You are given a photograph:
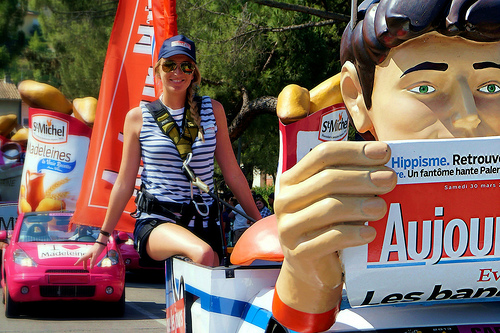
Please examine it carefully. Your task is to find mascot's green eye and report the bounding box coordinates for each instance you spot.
[409,85,436,94]
[478,83,500,94]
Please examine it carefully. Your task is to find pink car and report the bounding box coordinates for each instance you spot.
[0,211,125,318]
[115,232,141,271]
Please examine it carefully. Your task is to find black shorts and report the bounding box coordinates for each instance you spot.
[133,218,168,268]
[133,204,223,267]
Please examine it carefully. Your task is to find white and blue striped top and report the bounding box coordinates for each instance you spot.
[138,95,217,225]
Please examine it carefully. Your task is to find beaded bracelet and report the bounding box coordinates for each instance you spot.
[95,240,107,246]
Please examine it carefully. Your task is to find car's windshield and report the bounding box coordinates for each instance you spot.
[18,213,99,243]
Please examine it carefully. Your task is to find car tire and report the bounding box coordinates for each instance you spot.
[2,277,5,305]
[5,284,20,318]
[2,267,6,305]
[110,289,125,317]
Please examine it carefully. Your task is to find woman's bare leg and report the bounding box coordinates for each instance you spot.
[146,223,219,266]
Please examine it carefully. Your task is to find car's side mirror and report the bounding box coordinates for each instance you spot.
[0,230,7,242]
[117,231,130,243]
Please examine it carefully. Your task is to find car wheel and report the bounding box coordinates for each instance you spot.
[5,284,20,318]
[2,268,6,305]
[110,290,125,317]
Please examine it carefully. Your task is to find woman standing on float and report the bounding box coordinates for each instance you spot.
[77,35,261,268]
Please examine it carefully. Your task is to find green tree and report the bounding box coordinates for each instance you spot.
[0,0,28,73]
[12,31,60,87]
[6,0,350,186]
[30,0,118,98]
[176,0,349,184]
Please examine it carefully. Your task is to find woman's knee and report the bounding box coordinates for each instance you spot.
[146,223,217,265]
[190,242,215,266]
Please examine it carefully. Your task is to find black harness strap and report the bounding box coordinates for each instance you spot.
[145,98,201,161]
[132,184,202,227]
[132,98,205,223]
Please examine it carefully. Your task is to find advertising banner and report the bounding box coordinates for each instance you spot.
[37,244,93,260]
[342,136,500,307]
[166,258,186,333]
[0,203,18,230]
[18,108,92,213]
[73,0,171,231]
[167,257,281,332]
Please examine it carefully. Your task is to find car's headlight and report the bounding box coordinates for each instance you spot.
[124,238,134,246]
[13,248,38,267]
[97,249,120,267]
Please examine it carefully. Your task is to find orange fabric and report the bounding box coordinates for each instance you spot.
[230,214,284,265]
[272,288,339,333]
[73,0,175,232]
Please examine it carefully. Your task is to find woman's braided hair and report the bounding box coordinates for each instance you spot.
[186,67,204,142]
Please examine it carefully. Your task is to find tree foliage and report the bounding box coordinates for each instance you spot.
[176,0,349,182]
[0,0,28,72]
[5,0,350,185]
[28,0,118,98]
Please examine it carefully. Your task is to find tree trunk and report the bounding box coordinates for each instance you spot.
[228,95,277,142]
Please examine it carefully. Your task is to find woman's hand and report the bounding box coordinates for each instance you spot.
[74,242,107,270]
[274,141,397,314]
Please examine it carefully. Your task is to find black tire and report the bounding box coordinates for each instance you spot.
[109,290,125,317]
[2,275,5,305]
[5,284,20,318]
[1,267,4,305]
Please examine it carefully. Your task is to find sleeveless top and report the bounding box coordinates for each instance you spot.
[138,95,218,226]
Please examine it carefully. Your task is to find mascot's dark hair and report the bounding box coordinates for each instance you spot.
[341,0,500,109]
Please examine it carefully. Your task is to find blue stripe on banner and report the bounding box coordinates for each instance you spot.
[368,256,500,269]
[183,282,275,330]
[436,257,500,264]
[367,261,426,268]
[242,303,274,330]
[185,283,247,316]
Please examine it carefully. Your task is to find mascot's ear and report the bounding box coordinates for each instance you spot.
[341,61,373,135]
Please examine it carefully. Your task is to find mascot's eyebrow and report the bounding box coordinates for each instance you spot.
[400,62,448,78]
[473,62,500,70]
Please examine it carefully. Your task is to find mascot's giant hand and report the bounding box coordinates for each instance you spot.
[273,140,396,332]
[272,75,397,332]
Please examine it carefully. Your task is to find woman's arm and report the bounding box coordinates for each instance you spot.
[212,99,261,222]
[76,107,143,269]
[100,107,142,232]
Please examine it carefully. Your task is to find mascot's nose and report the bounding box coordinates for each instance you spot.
[451,78,481,134]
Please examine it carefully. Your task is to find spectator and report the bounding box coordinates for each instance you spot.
[255,195,272,218]
[229,201,249,244]
[222,196,236,246]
